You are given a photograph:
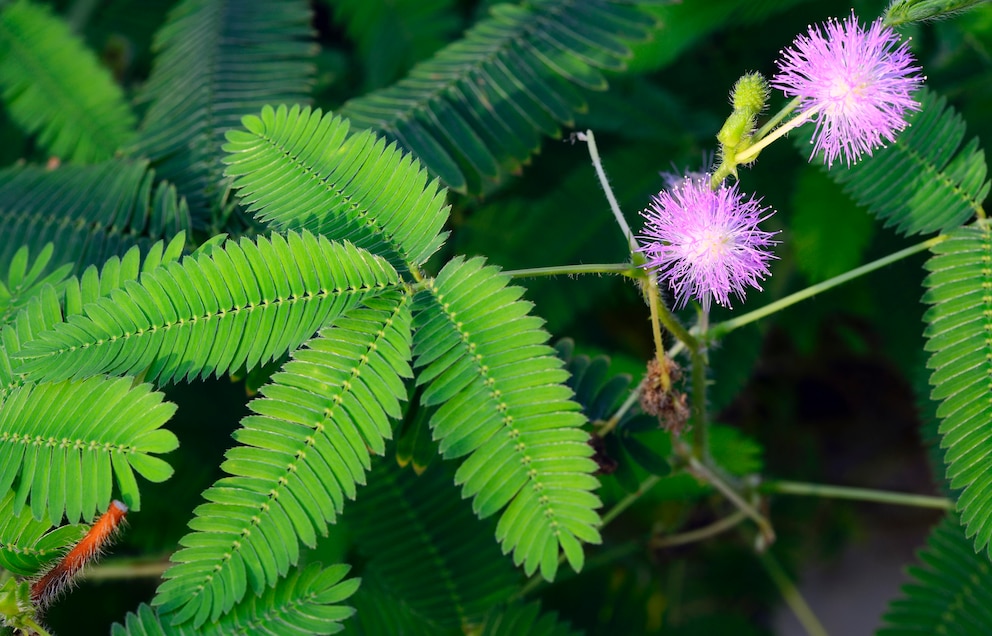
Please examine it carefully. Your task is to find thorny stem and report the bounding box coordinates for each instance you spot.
[576,130,638,253]
[759,551,830,636]
[762,480,953,510]
[650,510,748,548]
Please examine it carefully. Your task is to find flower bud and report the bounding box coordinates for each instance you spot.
[732,72,769,117]
[717,110,754,148]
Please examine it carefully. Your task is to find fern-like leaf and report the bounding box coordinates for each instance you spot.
[115,563,358,635]
[129,0,315,225]
[0,245,73,328]
[346,460,519,628]
[222,105,450,271]
[922,225,992,554]
[341,576,440,635]
[0,159,191,278]
[14,231,399,385]
[339,0,657,192]
[0,489,86,576]
[0,0,136,163]
[412,256,601,581]
[879,515,992,635]
[328,0,460,89]
[0,235,187,393]
[153,293,413,626]
[477,601,582,636]
[803,88,989,235]
[0,376,177,525]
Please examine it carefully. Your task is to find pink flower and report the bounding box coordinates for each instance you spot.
[772,13,923,167]
[638,178,778,311]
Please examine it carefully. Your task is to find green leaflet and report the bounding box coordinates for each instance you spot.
[0,0,136,163]
[800,87,989,236]
[412,256,602,581]
[879,515,992,635]
[153,292,413,627]
[0,489,87,576]
[339,0,657,192]
[346,460,519,628]
[327,0,460,90]
[222,104,450,271]
[922,226,992,554]
[477,601,582,636]
[0,235,187,393]
[0,376,178,525]
[128,0,315,225]
[0,245,73,328]
[0,159,191,279]
[13,231,399,385]
[115,563,358,635]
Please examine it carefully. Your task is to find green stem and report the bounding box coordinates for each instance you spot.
[762,480,953,510]
[753,97,802,143]
[597,382,641,437]
[601,475,663,528]
[735,105,820,164]
[651,510,748,548]
[709,234,945,339]
[688,456,775,544]
[759,551,829,636]
[577,130,638,252]
[691,307,709,457]
[503,263,636,279]
[83,557,171,580]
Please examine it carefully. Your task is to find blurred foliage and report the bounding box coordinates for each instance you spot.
[0,0,989,634]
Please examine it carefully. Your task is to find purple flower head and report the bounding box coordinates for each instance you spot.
[772,13,923,167]
[638,177,778,311]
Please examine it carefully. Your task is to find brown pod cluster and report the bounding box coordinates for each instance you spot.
[639,356,690,435]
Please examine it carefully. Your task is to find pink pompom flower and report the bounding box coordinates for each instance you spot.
[638,178,778,311]
[772,13,924,167]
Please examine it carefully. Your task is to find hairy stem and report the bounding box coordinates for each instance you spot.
[762,480,953,510]
[576,130,638,252]
[709,234,946,339]
[504,262,636,279]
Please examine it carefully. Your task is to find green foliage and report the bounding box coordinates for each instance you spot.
[128,0,316,225]
[153,294,412,626]
[114,563,358,635]
[412,257,602,580]
[477,601,582,636]
[0,490,86,577]
[886,0,992,26]
[14,231,399,385]
[0,0,136,163]
[346,460,520,629]
[880,515,992,635]
[0,0,989,633]
[339,0,657,192]
[803,88,990,235]
[222,104,450,272]
[0,376,177,524]
[922,226,992,555]
[0,159,190,278]
[0,245,73,328]
[789,166,875,284]
[327,0,461,89]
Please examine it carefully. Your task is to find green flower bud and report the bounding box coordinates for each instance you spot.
[717,110,755,148]
[731,72,769,117]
